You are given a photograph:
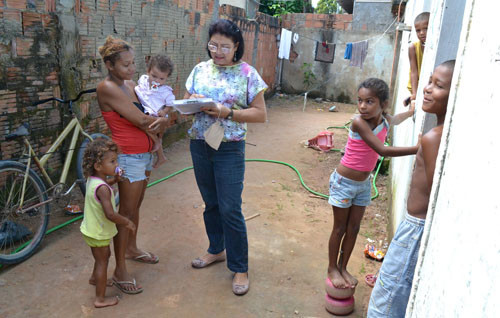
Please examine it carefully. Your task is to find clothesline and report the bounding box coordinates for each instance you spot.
[284,16,397,47]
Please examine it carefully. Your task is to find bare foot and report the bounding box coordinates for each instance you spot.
[328,267,347,288]
[341,269,358,288]
[89,278,113,287]
[94,296,119,308]
[153,151,167,169]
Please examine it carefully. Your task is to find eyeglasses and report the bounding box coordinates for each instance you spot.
[207,42,232,54]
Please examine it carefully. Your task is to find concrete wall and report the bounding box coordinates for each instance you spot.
[407,0,500,315]
[352,0,393,32]
[0,1,279,167]
[279,12,395,103]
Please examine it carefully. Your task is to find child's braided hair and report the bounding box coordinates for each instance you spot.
[82,138,119,177]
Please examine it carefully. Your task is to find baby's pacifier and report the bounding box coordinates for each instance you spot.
[115,166,124,176]
[151,81,160,91]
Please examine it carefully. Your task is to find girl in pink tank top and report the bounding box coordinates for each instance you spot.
[327,78,419,289]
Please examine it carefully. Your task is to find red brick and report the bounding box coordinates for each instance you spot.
[15,37,33,56]
[6,0,26,9]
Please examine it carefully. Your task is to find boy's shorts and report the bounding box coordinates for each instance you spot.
[82,234,111,248]
[367,212,425,318]
[117,152,153,183]
[328,170,371,208]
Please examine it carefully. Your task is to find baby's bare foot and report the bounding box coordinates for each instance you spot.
[94,296,119,308]
[153,154,167,169]
[328,267,347,288]
[341,269,358,288]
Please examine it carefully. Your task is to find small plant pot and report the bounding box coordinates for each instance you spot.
[325,277,356,299]
[325,294,355,316]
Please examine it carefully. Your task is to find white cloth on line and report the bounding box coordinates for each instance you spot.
[278,29,293,59]
[349,40,369,69]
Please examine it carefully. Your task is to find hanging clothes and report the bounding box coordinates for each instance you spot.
[344,43,352,59]
[315,41,336,63]
[350,40,369,69]
[278,29,293,59]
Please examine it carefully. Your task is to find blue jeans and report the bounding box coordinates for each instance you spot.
[367,212,425,318]
[190,139,248,273]
[117,153,153,183]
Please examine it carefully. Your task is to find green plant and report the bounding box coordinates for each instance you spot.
[259,0,313,17]
[301,63,316,89]
[315,0,343,14]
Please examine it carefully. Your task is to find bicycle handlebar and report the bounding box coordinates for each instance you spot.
[32,88,96,106]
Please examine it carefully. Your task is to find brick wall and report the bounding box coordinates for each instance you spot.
[281,13,353,31]
[0,1,280,170]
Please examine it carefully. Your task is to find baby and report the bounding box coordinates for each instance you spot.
[135,55,175,168]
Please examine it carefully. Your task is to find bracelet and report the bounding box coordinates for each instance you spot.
[227,109,234,120]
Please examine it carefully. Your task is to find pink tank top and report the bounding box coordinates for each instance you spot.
[340,117,389,172]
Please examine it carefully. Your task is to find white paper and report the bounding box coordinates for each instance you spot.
[172,98,217,115]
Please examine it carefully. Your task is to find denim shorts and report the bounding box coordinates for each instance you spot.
[328,170,371,208]
[367,213,425,318]
[117,153,153,183]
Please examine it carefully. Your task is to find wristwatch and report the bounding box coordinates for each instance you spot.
[227,109,234,120]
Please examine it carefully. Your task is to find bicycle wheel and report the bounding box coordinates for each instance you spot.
[76,133,110,196]
[0,161,50,264]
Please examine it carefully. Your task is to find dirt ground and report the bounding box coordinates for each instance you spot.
[0,96,390,318]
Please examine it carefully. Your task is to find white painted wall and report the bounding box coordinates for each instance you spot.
[407,0,500,316]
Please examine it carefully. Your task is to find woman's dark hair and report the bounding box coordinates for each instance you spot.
[148,55,174,76]
[98,35,133,65]
[207,19,245,62]
[358,78,389,104]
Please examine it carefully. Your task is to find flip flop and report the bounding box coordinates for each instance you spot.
[365,274,377,288]
[130,251,159,264]
[112,277,143,294]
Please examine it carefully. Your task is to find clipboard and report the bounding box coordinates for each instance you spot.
[171,98,217,115]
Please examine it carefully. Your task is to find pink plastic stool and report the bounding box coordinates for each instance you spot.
[325,294,355,316]
[308,131,334,152]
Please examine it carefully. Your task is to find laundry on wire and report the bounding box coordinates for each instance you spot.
[278,29,293,59]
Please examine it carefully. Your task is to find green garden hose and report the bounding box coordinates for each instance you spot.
[2,140,385,267]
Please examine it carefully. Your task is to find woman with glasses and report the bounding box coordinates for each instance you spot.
[184,19,268,296]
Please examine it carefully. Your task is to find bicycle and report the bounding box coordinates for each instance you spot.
[0,89,110,265]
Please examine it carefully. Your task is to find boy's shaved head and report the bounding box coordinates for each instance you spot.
[439,59,455,72]
[415,12,430,24]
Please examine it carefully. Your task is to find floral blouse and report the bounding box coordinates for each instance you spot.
[185,59,268,141]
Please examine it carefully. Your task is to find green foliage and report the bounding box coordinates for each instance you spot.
[315,0,343,14]
[259,0,313,17]
[300,62,316,89]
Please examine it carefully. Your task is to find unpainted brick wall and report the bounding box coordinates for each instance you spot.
[0,1,280,172]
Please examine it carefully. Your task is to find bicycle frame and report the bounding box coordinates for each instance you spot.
[16,117,92,211]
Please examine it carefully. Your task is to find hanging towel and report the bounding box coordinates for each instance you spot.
[278,29,293,59]
[315,42,336,63]
[344,43,352,59]
[350,40,369,69]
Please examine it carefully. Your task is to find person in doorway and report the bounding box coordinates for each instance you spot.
[367,60,455,317]
[97,35,170,294]
[328,78,417,289]
[184,19,267,296]
[406,12,430,105]
[135,55,176,168]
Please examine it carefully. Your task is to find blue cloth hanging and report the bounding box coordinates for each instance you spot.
[344,43,352,59]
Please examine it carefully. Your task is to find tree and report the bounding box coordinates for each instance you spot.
[259,0,313,17]
[315,0,343,14]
